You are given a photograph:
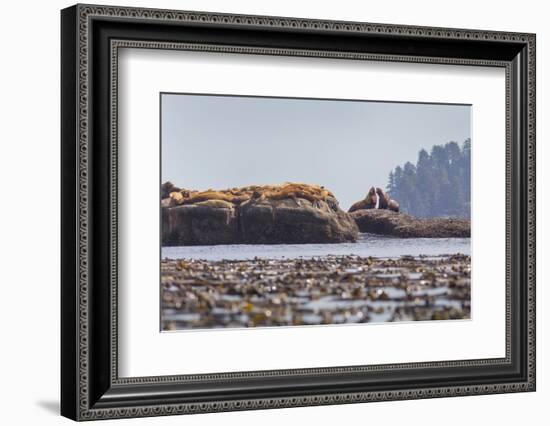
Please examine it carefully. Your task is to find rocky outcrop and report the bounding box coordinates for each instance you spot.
[162,183,359,246]
[162,200,239,246]
[350,209,470,238]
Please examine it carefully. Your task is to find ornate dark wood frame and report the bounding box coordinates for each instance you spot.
[61,3,536,421]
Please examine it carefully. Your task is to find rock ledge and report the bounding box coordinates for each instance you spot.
[162,182,359,245]
[350,209,470,238]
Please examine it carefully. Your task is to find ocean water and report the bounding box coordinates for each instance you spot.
[161,233,470,261]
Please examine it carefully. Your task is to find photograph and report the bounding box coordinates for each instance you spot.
[160,93,472,331]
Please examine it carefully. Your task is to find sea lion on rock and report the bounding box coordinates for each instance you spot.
[162,182,359,245]
[169,191,184,205]
[161,181,181,199]
[388,199,400,213]
[348,187,377,213]
[375,187,399,212]
[376,187,389,209]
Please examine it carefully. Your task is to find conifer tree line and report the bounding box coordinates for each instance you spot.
[386,139,471,218]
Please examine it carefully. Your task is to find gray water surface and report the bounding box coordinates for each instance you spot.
[162,233,470,261]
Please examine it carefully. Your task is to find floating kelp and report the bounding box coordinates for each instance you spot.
[161,254,471,330]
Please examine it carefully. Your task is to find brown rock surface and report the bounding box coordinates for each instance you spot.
[161,182,359,245]
[350,209,470,238]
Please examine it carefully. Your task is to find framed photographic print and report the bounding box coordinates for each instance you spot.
[61,4,536,421]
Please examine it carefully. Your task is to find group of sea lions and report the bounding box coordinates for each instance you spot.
[163,181,399,214]
[348,187,399,213]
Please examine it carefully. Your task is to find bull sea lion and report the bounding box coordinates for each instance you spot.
[348,187,377,213]
[376,187,399,212]
[376,187,389,209]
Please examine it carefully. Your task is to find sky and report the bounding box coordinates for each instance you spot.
[161,93,471,210]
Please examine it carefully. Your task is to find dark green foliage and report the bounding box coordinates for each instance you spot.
[387,139,471,218]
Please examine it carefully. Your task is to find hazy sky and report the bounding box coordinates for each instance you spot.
[161,93,470,210]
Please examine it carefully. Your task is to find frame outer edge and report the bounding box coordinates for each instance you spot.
[61,4,80,422]
[67,4,536,420]
[77,2,90,420]
[527,33,536,390]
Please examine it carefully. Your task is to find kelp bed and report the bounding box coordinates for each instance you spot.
[161,254,471,330]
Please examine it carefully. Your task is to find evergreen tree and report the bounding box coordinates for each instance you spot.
[400,162,418,214]
[386,139,471,218]
[460,138,472,216]
[387,170,395,195]
[414,149,434,217]
[391,166,404,207]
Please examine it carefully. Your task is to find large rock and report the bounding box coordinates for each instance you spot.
[350,209,470,238]
[162,183,359,245]
[238,197,358,244]
[162,200,239,246]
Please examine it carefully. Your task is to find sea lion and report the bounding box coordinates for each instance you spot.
[376,187,390,209]
[376,188,390,210]
[169,191,184,204]
[376,187,399,212]
[388,199,400,212]
[161,181,180,199]
[348,187,377,213]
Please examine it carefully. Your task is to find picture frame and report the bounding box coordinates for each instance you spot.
[61,3,536,421]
